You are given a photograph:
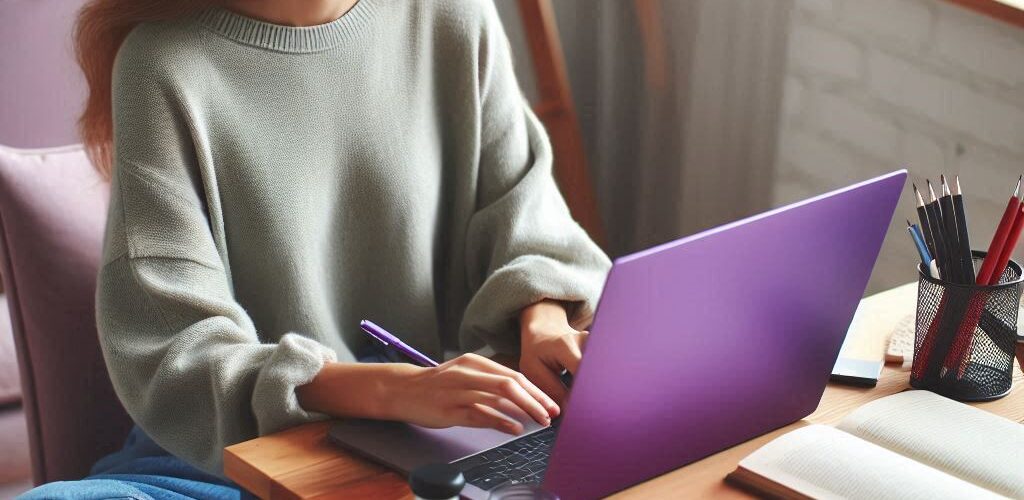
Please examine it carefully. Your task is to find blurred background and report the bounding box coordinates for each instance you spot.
[2,0,1023,290]
[1,0,1023,495]
[493,0,1024,295]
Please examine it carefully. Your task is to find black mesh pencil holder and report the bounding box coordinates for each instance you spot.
[911,250,1022,401]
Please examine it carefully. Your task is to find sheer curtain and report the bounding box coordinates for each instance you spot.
[497,0,793,256]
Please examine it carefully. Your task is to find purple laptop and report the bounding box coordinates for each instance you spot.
[329,171,906,499]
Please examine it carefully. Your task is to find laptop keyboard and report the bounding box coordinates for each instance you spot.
[451,425,557,491]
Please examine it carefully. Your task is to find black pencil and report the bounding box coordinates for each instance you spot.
[913,183,936,258]
[939,175,963,283]
[952,176,975,281]
[926,180,949,280]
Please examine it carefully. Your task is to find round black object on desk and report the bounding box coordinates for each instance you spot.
[409,463,465,499]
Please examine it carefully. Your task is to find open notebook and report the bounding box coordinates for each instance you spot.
[726,390,1024,499]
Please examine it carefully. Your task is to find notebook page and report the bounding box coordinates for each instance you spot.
[737,425,1003,500]
[837,390,1024,497]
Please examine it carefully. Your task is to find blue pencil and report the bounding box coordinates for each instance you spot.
[908,220,937,277]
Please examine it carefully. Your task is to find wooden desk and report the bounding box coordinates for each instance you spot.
[224,283,1024,499]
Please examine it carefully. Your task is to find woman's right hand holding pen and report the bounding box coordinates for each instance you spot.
[297,354,558,435]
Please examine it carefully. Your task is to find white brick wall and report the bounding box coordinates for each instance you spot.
[788,24,863,81]
[868,51,1024,153]
[774,0,1024,293]
[844,0,933,49]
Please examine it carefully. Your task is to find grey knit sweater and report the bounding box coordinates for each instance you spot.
[98,0,609,475]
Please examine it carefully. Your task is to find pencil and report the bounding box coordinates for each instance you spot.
[913,183,937,258]
[939,175,963,283]
[976,176,1022,285]
[920,177,967,382]
[907,220,936,278]
[952,176,975,281]
[925,180,950,281]
[987,196,1024,285]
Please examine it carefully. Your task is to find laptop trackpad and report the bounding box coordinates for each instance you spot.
[327,404,545,474]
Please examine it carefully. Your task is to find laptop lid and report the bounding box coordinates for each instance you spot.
[543,171,906,499]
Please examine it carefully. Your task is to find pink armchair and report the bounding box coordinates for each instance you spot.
[0,144,132,484]
[1,0,132,487]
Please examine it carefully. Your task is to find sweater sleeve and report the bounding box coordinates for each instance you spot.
[460,5,612,354]
[97,32,337,474]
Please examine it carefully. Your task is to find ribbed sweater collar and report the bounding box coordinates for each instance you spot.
[196,0,380,53]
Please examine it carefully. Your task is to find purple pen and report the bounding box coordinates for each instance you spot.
[360,320,440,367]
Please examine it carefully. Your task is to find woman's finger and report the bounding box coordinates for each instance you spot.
[456,390,536,422]
[555,333,585,375]
[456,354,558,415]
[458,370,552,426]
[459,403,524,435]
[521,360,568,407]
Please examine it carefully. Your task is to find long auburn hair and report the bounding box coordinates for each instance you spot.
[74,0,212,178]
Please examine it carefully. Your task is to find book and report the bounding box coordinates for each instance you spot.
[726,390,1024,499]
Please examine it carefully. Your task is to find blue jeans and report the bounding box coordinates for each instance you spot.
[17,426,244,500]
[17,352,396,499]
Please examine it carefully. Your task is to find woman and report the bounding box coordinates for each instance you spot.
[21,0,609,498]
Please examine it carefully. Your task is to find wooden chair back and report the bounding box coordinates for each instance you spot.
[516,0,606,246]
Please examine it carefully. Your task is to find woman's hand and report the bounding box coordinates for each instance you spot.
[519,300,588,406]
[386,354,559,434]
[298,354,558,435]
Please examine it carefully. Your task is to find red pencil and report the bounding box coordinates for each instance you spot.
[987,201,1024,285]
[977,176,1022,285]
[946,196,1024,378]
[944,176,1024,378]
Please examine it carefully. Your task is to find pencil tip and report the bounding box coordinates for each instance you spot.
[907,219,912,227]
[912,183,925,206]
[1017,176,1022,198]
